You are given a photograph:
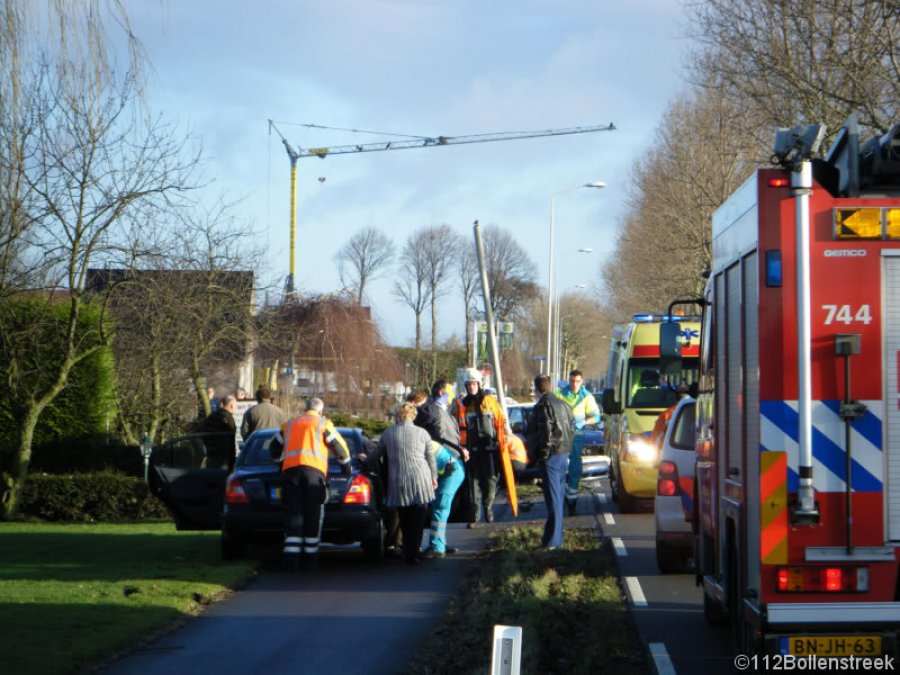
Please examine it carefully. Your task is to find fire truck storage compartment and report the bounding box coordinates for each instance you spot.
[884,251,900,541]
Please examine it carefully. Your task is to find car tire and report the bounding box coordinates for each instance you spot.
[221,530,245,560]
[361,519,385,563]
[655,541,682,574]
[616,473,639,513]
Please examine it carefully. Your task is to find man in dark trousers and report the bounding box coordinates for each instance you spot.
[240,386,286,438]
[202,394,238,471]
[270,397,351,570]
[528,374,574,550]
[455,368,507,527]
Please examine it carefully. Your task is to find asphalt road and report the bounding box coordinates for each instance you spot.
[586,480,736,675]
[98,482,736,675]
[97,522,494,675]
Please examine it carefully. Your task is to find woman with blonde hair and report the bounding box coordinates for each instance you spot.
[370,402,437,564]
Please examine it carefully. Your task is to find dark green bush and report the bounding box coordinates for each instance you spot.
[329,413,390,438]
[28,437,144,476]
[19,473,170,522]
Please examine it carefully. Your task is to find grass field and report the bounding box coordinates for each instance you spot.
[0,521,257,673]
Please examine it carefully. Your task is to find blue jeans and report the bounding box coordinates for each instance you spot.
[429,460,465,552]
[566,433,585,493]
[541,452,569,548]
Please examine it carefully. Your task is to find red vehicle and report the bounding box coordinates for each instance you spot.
[662,116,900,659]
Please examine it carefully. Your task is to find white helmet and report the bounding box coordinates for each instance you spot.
[464,368,483,385]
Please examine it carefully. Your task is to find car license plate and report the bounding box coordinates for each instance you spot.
[270,486,281,503]
[782,635,881,657]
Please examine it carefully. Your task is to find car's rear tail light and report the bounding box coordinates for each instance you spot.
[776,566,869,592]
[657,478,677,496]
[657,460,679,496]
[225,476,249,504]
[343,474,372,504]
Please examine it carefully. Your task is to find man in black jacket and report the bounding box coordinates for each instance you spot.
[202,394,238,471]
[414,379,465,457]
[527,374,574,550]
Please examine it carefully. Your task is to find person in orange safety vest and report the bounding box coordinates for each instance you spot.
[270,397,350,569]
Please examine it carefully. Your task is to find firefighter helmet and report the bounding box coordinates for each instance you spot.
[463,368,483,385]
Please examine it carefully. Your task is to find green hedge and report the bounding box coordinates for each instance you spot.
[19,473,170,522]
[28,437,143,476]
[329,413,390,437]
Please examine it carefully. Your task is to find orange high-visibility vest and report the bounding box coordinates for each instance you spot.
[456,393,507,450]
[506,434,528,465]
[279,412,346,475]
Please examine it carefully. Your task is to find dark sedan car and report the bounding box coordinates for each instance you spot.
[148,427,385,561]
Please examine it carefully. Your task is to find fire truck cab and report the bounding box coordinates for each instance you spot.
[664,116,900,659]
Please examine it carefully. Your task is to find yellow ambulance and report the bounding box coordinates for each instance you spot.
[601,314,700,512]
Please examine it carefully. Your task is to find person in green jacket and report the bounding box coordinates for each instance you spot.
[554,369,601,505]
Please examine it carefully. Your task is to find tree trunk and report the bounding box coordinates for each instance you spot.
[0,403,41,519]
[430,296,438,384]
[414,310,422,386]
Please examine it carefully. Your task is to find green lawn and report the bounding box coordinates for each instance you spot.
[0,521,257,673]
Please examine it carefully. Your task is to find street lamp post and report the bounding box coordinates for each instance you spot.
[547,182,604,379]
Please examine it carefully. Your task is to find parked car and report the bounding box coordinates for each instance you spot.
[576,422,609,482]
[508,401,608,484]
[653,397,696,573]
[148,427,386,561]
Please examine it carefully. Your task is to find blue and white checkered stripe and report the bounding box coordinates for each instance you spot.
[760,400,883,493]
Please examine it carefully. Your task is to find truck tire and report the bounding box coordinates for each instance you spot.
[655,541,682,574]
[703,588,727,626]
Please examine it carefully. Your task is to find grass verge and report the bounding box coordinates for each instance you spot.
[0,521,257,673]
[405,525,650,675]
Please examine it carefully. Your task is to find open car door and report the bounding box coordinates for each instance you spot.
[148,432,232,530]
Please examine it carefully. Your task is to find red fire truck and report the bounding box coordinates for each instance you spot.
[662,115,900,659]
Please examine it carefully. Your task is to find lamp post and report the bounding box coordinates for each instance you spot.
[547,182,604,378]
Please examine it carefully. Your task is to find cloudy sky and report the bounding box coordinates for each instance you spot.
[124,0,692,346]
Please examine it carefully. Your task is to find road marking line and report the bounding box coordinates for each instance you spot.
[612,537,627,556]
[625,576,647,607]
[603,512,615,526]
[649,643,677,675]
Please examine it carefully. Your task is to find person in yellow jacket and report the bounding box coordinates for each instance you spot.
[455,368,507,527]
[270,397,351,570]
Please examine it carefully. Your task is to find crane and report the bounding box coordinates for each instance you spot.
[267,120,616,295]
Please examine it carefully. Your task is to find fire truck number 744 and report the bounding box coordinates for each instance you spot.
[821,304,872,325]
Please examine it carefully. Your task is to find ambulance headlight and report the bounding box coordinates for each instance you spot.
[624,434,656,463]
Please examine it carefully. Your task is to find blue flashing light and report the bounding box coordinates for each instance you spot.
[632,313,702,323]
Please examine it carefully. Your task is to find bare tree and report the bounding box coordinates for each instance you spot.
[393,231,433,386]
[482,226,539,320]
[0,1,200,517]
[688,0,900,142]
[334,226,394,305]
[458,251,480,365]
[419,224,461,382]
[600,84,755,319]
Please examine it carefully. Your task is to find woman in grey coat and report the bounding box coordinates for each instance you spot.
[372,402,437,564]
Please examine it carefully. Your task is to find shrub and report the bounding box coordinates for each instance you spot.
[29,437,144,476]
[19,473,170,521]
[329,412,390,438]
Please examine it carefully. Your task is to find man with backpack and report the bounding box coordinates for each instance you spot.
[528,374,574,550]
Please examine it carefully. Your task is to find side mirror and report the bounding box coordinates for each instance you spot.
[602,388,622,416]
[659,322,683,376]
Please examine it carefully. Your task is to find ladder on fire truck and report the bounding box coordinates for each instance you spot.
[268,119,616,295]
